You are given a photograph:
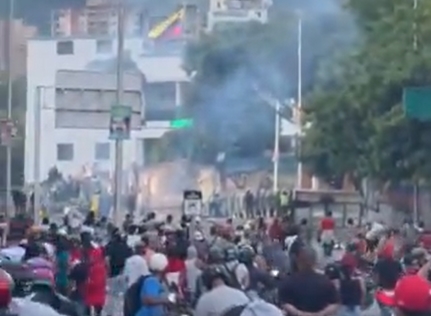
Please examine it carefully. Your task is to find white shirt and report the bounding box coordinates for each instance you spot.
[123,254,149,287]
[195,285,250,316]
[0,246,25,262]
[366,222,385,239]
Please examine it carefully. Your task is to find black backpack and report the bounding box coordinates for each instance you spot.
[123,275,149,316]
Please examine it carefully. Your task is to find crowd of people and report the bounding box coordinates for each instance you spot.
[0,210,427,316]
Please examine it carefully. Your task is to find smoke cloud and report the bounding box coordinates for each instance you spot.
[186,0,357,163]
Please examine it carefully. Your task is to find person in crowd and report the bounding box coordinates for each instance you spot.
[195,265,250,316]
[319,211,336,256]
[165,229,188,286]
[22,234,42,261]
[180,245,202,303]
[104,229,132,316]
[54,233,70,296]
[80,232,107,316]
[381,274,431,316]
[365,221,386,253]
[238,245,274,297]
[141,235,155,264]
[83,211,96,227]
[192,231,209,259]
[269,218,283,241]
[123,241,149,288]
[244,190,254,219]
[278,246,338,316]
[136,253,171,316]
[373,242,403,316]
[299,218,313,244]
[336,255,365,316]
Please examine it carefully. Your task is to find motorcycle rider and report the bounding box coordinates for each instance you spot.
[195,265,250,316]
[223,246,249,290]
[238,245,274,299]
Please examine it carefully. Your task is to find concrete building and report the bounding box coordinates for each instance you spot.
[51,5,145,37]
[207,0,271,31]
[25,36,188,183]
[0,19,37,78]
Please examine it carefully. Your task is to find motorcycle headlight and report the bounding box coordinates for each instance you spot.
[270,269,279,277]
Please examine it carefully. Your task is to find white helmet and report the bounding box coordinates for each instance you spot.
[149,253,168,272]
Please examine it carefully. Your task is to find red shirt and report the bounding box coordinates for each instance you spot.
[166,257,185,273]
[418,233,431,250]
[320,217,335,230]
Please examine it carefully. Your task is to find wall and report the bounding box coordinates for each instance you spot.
[25,37,188,183]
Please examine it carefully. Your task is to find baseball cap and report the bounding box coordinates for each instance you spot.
[393,275,431,311]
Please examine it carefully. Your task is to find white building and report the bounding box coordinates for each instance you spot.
[26,36,188,183]
[207,0,271,31]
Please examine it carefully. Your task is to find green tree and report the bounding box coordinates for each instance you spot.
[302,0,431,187]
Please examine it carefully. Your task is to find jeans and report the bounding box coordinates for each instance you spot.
[104,275,126,316]
[338,306,360,316]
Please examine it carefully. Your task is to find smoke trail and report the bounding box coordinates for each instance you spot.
[186,0,357,162]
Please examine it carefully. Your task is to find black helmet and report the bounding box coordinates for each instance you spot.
[238,245,255,264]
[201,264,228,289]
[224,246,238,261]
[208,247,224,264]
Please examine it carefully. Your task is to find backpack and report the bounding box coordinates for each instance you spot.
[223,263,241,289]
[123,275,149,316]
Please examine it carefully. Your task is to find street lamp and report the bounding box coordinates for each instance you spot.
[113,0,125,225]
[6,0,15,221]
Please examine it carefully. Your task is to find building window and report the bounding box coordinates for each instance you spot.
[56,40,74,55]
[95,142,110,160]
[96,39,113,53]
[57,143,74,161]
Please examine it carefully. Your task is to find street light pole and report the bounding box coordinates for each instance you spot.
[113,0,125,225]
[296,14,303,189]
[273,101,280,193]
[6,0,14,220]
[413,0,418,51]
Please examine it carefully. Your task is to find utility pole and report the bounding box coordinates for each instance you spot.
[6,0,14,221]
[296,14,303,189]
[113,0,125,225]
[33,87,41,225]
[273,101,280,192]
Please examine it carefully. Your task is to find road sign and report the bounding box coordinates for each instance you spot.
[403,87,431,121]
[0,119,17,146]
[183,190,202,216]
[170,118,193,129]
[109,105,131,140]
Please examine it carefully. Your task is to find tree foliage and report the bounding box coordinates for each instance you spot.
[301,0,431,186]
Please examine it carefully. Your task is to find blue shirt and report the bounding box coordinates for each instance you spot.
[135,275,164,316]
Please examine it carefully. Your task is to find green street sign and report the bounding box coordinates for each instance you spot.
[170,118,193,129]
[109,105,132,140]
[403,87,431,121]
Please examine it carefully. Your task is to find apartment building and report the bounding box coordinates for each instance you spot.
[51,3,145,37]
[207,0,272,30]
[0,19,37,78]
